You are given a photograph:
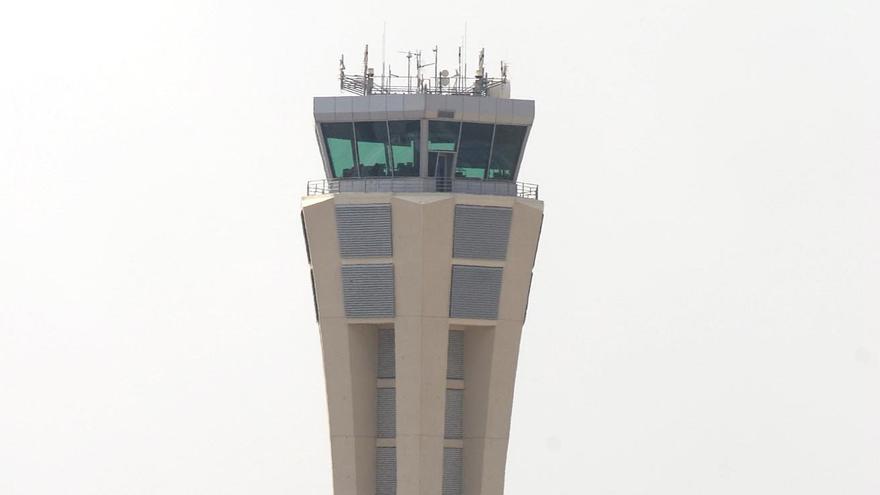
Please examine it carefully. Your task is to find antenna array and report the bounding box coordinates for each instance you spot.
[339,44,510,97]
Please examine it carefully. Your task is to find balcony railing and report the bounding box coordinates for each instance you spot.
[306,177,539,200]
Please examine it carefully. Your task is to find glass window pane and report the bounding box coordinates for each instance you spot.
[428,121,461,152]
[355,121,390,177]
[456,123,493,178]
[388,120,420,177]
[322,123,358,178]
[488,125,527,180]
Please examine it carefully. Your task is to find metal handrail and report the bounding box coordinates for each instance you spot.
[340,75,508,97]
[306,177,539,200]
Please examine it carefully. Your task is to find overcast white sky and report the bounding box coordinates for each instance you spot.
[2,0,879,493]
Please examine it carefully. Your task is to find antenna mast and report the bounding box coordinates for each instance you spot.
[457,46,462,92]
[463,22,468,91]
[339,43,511,97]
[433,45,438,93]
[381,22,386,89]
[363,44,374,95]
[406,51,412,93]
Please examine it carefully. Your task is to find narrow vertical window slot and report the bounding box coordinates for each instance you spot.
[443,330,464,494]
[376,328,396,493]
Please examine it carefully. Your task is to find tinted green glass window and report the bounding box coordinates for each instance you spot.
[488,125,527,180]
[388,120,420,176]
[428,121,461,152]
[355,121,390,177]
[456,123,493,178]
[322,123,358,178]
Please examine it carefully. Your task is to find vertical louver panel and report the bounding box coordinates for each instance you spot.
[444,389,464,439]
[453,205,512,260]
[447,330,464,379]
[376,388,396,438]
[335,204,392,258]
[377,328,395,378]
[442,447,463,495]
[449,265,503,319]
[341,264,395,318]
[376,447,397,495]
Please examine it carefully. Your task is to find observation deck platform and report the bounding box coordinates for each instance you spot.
[306,177,539,199]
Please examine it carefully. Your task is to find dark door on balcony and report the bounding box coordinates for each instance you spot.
[433,152,455,192]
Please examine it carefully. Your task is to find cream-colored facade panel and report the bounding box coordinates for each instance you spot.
[303,196,344,318]
[477,97,497,123]
[334,96,355,122]
[369,95,388,121]
[461,97,480,122]
[497,202,543,322]
[445,95,465,121]
[402,95,426,119]
[512,99,535,125]
[314,97,336,122]
[386,95,405,120]
[313,95,535,125]
[425,94,442,119]
[304,192,542,495]
[352,96,370,120]
[495,98,514,125]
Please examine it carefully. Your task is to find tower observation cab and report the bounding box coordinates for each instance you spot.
[301,45,544,495]
[308,46,538,199]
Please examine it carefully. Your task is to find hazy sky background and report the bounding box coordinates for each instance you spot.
[2,0,879,493]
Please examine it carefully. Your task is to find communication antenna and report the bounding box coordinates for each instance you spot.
[363,44,369,77]
[474,48,486,95]
[433,45,438,91]
[463,22,468,91]
[363,44,374,95]
[415,51,422,92]
[457,46,462,92]
[415,50,435,93]
[339,54,345,91]
[338,42,512,96]
[397,51,413,93]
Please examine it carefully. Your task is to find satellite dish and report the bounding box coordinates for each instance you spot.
[440,69,450,86]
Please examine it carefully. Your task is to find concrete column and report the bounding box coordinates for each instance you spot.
[304,193,544,495]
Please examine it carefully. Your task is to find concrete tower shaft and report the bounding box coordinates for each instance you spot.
[302,88,542,495]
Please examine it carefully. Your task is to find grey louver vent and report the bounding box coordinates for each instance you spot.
[453,205,512,260]
[341,264,395,318]
[447,330,464,379]
[335,204,392,258]
[376,447,397,495]
[442,447,463,495]
[377,328,395,378]
[444,389,464,439]
[449,265,503,319]
[376,388,396,438]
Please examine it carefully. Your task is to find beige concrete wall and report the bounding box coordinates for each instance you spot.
[302,193,543,495]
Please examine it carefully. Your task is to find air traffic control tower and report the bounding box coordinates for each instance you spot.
[301,47,543,495]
